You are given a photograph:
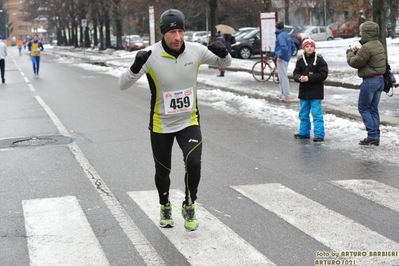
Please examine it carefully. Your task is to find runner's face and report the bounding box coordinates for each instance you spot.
[164,29,185,51]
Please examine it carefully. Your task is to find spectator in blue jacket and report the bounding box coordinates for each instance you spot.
[275,21,294,101]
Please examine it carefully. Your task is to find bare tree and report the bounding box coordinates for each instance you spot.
[373,0,387,59]
[387,0,398,38]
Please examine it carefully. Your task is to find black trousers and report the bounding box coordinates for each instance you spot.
[0,59,5,80]
[150,126,202,206]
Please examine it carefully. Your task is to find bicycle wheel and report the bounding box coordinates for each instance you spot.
[251,60,272,82]
[272,68,279,84]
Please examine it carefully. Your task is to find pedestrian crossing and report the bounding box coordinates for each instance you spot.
[128,189,276,266]
[23,196,110,266]
[232,183,399,266]
[18,179,399,266]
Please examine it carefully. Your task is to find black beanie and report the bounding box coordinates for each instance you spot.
[160,9,185,34]
[275,21,284,30]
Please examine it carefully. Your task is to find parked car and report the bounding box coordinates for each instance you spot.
[284,25,303,56]
[328,22,341,37]
[336,21,359,38]
[298,26,334,42]
[184,31,195,41]
[233,27,256,38]
[230,28,261,59]
[123,35,146,51]
[191,31,210,45]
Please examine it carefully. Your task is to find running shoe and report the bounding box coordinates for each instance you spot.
[294,134,310,139]
[159,203,174,228]
[181,202,199,231]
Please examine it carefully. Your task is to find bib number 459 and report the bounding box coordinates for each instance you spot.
[170,97,190,110]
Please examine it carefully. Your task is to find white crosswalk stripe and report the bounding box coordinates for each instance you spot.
[128,189,276,266]
[231,183,399,266]
[19,180,399,265]
[23,196,110,266]
[331,179,399,213]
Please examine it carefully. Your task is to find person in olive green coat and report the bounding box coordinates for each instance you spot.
[346,21,386,146]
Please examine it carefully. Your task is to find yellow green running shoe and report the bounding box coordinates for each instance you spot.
[181,202,199,231]
[159,204,174,228]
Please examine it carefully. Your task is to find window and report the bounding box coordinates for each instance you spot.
[320,27,326,33]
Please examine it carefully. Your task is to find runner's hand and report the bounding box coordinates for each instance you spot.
[208,41,228,58]
[130,50,152,73]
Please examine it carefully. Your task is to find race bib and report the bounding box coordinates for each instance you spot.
[163,88,194,115]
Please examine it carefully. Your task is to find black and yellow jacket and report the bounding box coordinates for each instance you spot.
[119,39,231,133]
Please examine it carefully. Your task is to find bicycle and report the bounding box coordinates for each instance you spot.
[251,49,279,84]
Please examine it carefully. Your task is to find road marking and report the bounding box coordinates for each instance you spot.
[129,189,276,266]
[35,96,166,266]
[35,96,70,136]
[24,76,29,83]
[232,183,399,266]
[28,84,35,92]
[23,196,110,266]
[332,179,399,213]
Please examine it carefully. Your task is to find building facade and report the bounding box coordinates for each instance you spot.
[4,0,37,45]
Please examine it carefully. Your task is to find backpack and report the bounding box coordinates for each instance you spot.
[383,63,395,97]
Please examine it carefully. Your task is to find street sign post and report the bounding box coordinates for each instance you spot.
[81,19,87,56]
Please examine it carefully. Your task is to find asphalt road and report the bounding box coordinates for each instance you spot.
[1,47,399,266]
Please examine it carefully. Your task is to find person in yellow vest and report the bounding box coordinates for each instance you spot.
[17,39,23,56]
[27,34,44,78]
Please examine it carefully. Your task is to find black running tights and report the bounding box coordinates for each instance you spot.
[150,126,202,206]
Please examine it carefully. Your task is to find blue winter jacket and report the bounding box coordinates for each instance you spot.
[274,29,292,62]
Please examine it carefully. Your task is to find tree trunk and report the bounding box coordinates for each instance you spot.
[112,1,123,49]
[284,0,289,25]
[263,0,273,12]
[208,0,217,43]
[389,0,397,39]
[372,0,387,60]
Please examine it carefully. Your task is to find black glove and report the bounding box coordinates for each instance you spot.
[208,41,229,58]
[130,50,152,73]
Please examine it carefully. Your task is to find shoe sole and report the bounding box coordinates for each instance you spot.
[294,136,310,139]
[184,222,199,231]
[359,143,379,146]
[159,223,174,228]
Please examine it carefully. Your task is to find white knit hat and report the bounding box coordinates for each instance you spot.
[302,37,316,49]
[301,38,317,66]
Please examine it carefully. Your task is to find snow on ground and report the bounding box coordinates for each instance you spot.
[42,37,399,165]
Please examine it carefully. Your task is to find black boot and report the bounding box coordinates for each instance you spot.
[217,71,225,77]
